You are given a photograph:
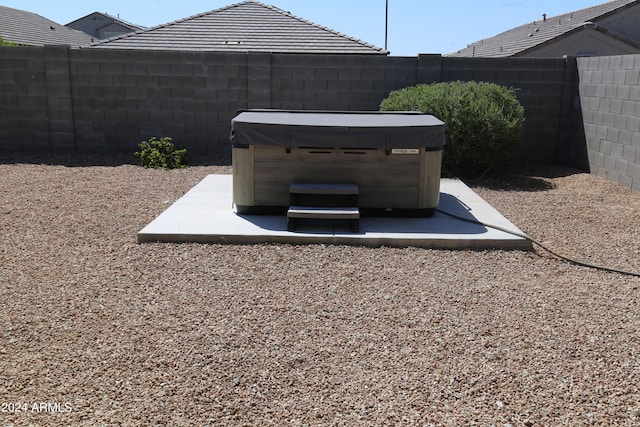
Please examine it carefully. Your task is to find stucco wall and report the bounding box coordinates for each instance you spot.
[577,54,640,192]
[596,3,640,42]
[522,28,640,58]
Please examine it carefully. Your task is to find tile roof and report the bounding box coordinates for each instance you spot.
[89,1,387,54]
[448,0,640,57]
[0,5,94,47]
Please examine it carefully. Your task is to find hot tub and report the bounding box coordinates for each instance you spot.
[231,110,445,216]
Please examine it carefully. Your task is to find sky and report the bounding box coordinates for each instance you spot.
[2,0,612,55]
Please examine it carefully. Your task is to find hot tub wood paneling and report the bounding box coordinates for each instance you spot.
[234,145,442,211]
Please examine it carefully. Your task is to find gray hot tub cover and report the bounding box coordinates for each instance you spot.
[231,110,445,150]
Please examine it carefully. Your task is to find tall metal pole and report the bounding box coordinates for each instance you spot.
[385,0,389,51]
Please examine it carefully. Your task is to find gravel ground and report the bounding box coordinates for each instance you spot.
[0,155,639,426]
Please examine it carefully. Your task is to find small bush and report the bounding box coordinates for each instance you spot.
[135,136,187,170]
[0,37,22,46]
[380,81,525,177]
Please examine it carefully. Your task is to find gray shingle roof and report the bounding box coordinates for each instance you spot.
[448,0,639,57]
[89,1,387,54]
[0,5,94,47]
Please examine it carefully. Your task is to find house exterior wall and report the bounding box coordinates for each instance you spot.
[0,46,584,168]
[521,28,640,58]
[596,3,640,42]
[577,54,640,192]
[67,14,137,39]
[99,23,135,39]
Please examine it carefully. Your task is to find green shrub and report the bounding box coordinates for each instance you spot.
[135,136,187,170]
[380,81,525,177]
[0,37,22,46]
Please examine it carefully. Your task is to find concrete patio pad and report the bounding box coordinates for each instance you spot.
[137,175,532,250]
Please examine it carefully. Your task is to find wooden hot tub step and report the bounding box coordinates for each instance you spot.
[289,182,359,195]
[289,183,359,209]
[287,206,360,232]
[287,206,360,219]
[288,183,360,232]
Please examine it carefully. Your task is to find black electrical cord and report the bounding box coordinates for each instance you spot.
[435,208,640,278]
